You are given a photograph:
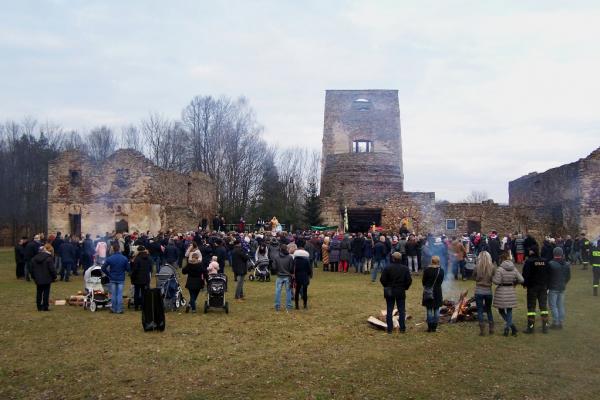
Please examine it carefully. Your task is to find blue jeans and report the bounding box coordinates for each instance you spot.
[151,256,161,274]
[385,293,406,332]
[426,307,440,324]
[274,276,292,310]
[475,294,494,323]
[61,261,73,281]
[498,308,513,329]
[110,281,125,313]
[548,290,565,324]
[371,259,385,282]
[352,256,364,273]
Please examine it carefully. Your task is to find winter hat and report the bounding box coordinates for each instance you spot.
[211,256,218,261]
[553,247,564,258]
[391,252,402,261]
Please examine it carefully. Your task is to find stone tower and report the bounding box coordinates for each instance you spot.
[320,90,404,231]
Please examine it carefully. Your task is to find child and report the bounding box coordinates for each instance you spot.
[207,256,220,275]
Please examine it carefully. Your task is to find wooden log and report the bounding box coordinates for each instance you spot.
[450,290,469,323]
[367,316,388,330]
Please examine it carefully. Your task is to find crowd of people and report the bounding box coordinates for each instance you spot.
[12,224,600,337]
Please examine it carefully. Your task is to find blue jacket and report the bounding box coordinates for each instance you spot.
[373,241,387,262]
[59,242,78,263]
[102,253,131,282]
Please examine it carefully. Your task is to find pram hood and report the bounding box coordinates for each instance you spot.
[84,265,105,291]
[156,264,178,278]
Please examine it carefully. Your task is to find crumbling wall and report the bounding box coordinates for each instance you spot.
[47,149,217,237]
[580,148,600,239]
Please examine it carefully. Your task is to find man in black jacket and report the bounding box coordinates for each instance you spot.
[522,245,550,333]
[380,252,412,333]
[14,237,26,279]
[351,233,365,273]
[548,247,571,329]
[231,240,249,300]
[24,235,42,282]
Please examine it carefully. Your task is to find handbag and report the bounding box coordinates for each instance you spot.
[422,269,440,302]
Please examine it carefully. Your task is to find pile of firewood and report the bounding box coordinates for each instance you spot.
[440,290,478,323]
[367,309,412,331]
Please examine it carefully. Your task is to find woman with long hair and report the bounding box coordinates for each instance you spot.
[422,256,444,332]
[321,236,330,272]
[473,250,496,336]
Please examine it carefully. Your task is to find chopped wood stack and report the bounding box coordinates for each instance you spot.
[367,309,412,331]
[440,290,478,323]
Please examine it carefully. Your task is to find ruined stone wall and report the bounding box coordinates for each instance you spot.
[580,148,600,239]
[435,202,527,237]
[47,149,216,237]
[509,147,600,237]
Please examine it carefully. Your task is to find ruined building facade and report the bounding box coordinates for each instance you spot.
[320,89,599,238]
[47,149,216,237]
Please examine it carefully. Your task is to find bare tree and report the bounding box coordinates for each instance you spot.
[86,126,118,161]
[463,190,490,203]
[121,124,143,152]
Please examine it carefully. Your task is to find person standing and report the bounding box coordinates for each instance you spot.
[473,251,495,336]
[422,256,444,332]
[130,246,152,311]
[101,243,131,314]
[321,236,330,272]
[14,237,26,279]
[581,234,591,270]
[31,243,57,311]
[339,234,352,273]
[329,237,340,273]
[548,247,571,329]
[24,235,42,282]
[522,245,550,334]
[272,244,294,311]
[351,233,365,273]
[164,239,180,267]
[363,234,374,274]
[182,252,203,313]
[231,240,249,300]
[592,242,600,296]
[81,234,95,272]
[380,252,412,333]
[293,239,312,309]
[452,240,467,280]
[95,238,108,265]
[58,237,77,282]
[405,235,419,273]
[493,255,524,336]
[371,236,387,282]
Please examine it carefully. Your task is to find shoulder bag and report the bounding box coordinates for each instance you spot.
[422,268,440,302]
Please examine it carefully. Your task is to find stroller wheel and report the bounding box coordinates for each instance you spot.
[204,301,209,314]
[175,298,181,309]
[180,297,187,307]
[224,302,229,314]
[249,275,254,281]
[89,301,97,312]
[266,276,271,282]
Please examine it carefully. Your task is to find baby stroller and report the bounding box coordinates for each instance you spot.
[156,264,187,311]
[83,265,111,312]
[464,253,477,279]
[204,273,229,314]
[248,259,271,282]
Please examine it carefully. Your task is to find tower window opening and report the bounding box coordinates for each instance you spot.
[353,98,371,111]
[352,140,373,153]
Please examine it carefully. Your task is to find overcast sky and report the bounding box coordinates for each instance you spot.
[1,0,599,202]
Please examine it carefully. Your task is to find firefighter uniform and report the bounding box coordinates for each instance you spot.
[592,245,600,296]
[522,256,550,333]
[582,238,591,270]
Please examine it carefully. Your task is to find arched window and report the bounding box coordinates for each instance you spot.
[352,140,373,153]
[353,98,371,111]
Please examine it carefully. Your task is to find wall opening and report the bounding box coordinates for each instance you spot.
[467,220,481,234]
[69,170,81,186]
[352,140,373,153]
[69,213,81,238]
[115,219,129,233]
[347,208,381,233]
[352,98,371,111]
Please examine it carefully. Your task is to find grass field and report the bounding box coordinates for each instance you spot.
[0,248,599,400]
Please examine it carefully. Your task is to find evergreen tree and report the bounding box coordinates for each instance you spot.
[303,178,322,228]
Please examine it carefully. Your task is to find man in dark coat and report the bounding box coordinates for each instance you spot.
[380,252,412,333]
[213,240,227,275]
[522,245,550,333]
[164,239,180,267]
[547,247,571,329]
[81,234,95,271]
[372,236,387,283]
[130,246,152,310]
[292,239,312,309]
[14,237,26,279]
[31,244,57,311]
[231,240,249,299]
[351,233,365,273]
[59,238,78,282]
[24,235,42,282]
[488,233,501,265]
[52,232,64,275]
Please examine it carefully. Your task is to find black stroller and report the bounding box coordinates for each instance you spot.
[204,273,229,314]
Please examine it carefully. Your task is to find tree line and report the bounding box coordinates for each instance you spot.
[0,95,322,245]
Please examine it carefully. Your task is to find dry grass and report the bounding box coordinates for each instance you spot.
[0,248,598,399]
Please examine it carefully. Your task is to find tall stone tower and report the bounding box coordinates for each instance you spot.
[320,90,404,231]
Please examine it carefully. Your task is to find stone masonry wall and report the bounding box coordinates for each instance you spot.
[580,148,600,239]
[47,149,216,237]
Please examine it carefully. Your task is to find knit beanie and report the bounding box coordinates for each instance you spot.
[553,247,564,258]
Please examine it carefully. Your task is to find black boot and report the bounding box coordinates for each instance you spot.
[488,321,495,335]
[511,324,518,337]
[427,322,432,332]
[525,317,535,334]
[542,316,549,334]
[479,322,486,336]
[503,327,510,337]
[431,323,437,332]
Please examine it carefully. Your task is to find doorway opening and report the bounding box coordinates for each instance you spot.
[467,220,481,234]
[347,209,382,233]
[69,214,81,238]
[115,219,129,233]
